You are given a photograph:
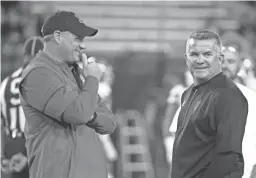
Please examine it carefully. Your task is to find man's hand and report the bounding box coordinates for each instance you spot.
[87,57,105,81]
[81,54,105,81]
[9,153,27,173]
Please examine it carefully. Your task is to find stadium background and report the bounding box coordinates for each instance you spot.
[1,1,256,178]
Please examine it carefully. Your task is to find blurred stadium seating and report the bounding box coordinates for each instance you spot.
[30,1,237,53]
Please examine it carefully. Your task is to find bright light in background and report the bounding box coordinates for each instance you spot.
[243,58,252,68]
[98,63,107,73]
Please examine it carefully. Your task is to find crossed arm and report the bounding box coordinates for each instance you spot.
[19,67,116,134]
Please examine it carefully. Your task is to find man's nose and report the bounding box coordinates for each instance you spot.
[195,55,204,64]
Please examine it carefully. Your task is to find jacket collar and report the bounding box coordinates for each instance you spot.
[191,72,225,91]
[38,51,72,71]
[37,51,79,85]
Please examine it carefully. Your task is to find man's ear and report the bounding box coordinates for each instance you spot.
[53,30,61,44]
[184,53,189,65]
[184,52,187,60]
[219,52,224,64]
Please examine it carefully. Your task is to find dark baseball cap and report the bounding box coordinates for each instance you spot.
[41,10,98,38]
[24,36,44,57]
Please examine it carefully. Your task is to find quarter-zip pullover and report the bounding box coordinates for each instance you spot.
[171,72,248,178]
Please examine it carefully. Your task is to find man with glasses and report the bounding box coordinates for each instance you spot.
[222,44,256,178]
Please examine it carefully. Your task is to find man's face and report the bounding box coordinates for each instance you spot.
[58,31,86,63]
[221,50,241,80]
[185,39,222,84]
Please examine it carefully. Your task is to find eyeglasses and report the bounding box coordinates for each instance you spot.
[222,46,240,53]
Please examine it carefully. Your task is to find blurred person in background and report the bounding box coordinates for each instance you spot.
[1,1,47,80]
[163,70,193,133]
[19,10,116,178]
[78,58,118,178]
[97,61,118,178]
[238,57,256,91]
[221,31,256,92]
[1,36,44,178]
[222,45,256,178]
[171,29,248,178]
[162,70,193,166]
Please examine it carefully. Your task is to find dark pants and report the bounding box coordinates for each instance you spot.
[1,167,29,178]
[11,166,29,178]
[2,136,29,178]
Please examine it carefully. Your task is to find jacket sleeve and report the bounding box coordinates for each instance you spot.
[19,67,99,125]
[201,91,248,178]
[86,99,116,135]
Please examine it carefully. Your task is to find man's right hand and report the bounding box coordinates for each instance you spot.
[81,54,105,81]
[87,58,105,81]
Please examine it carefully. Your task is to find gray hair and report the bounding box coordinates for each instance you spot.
[186,29,222,52]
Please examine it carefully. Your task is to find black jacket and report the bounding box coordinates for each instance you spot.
[171,72,248,178]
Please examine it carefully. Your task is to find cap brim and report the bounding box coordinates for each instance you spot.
[87,26,98,36]
[80,26,98,37]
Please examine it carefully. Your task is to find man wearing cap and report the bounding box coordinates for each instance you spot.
[1,36,44,178]
[222,45,256,178]
[19,11,116,178]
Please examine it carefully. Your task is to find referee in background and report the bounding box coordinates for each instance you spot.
[1,36,44,178]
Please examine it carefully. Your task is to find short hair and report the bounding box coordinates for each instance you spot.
[187,29,222,49]
[24,36,44,57]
